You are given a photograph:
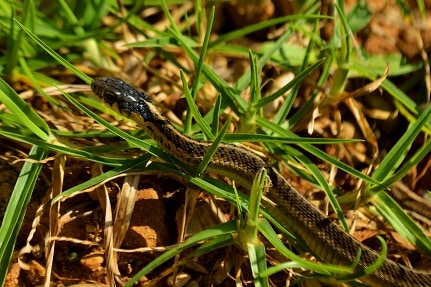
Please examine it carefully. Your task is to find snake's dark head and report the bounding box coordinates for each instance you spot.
[91,77,155,121]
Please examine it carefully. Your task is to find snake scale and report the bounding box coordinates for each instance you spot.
[91,77,431,287]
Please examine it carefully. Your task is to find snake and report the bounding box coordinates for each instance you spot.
[91,77,431,287]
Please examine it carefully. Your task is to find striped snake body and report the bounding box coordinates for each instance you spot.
[91,77,431,287]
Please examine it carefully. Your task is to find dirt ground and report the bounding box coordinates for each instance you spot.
[3,0,431,286]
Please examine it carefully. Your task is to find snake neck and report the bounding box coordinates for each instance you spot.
[130,111,212,165]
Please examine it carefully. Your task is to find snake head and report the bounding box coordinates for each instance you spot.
[91,77,156,121]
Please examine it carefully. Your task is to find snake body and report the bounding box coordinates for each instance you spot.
[91,77,431,287]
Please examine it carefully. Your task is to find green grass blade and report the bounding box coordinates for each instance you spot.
[52,154,152,204]
[248,242,268,287]
[209,14,328,48]
[13,19,92,83]
[287,144,349,231]
[372,100,431,183]
[180,70,213,139]
[184,6,215,133]
[372,191,431,256]
[234,29,294,95]
[256,58,324,109]
[0,77,50,140]
[256,116,382,186]
[186,233,235,258]
[0,146,48,286]
[211,95,222,136]
[62,90,167,160]
[223,133,358,144]
[196,117,232,175]
[274,27,319,125]
[347,0,372,33]
[0,129,127,166]
[373,139,431,190]
[338,237,387,283]
[124,221,238,287]
[165,26,246,112]
[5,0,34,75]
[19,58,60,105]
[258,220,352,275]
[245,169,269,287]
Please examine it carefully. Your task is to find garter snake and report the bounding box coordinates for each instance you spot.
[91,77,431,287]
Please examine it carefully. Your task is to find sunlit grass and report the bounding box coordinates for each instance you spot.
[0,1,430,286]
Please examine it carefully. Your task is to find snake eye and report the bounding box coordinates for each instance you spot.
[103,90,121,106]
[91,77,123,106]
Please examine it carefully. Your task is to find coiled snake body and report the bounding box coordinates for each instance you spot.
[91,77,431,287]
